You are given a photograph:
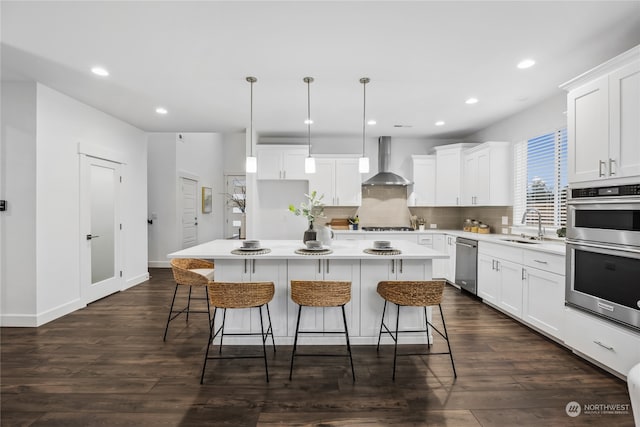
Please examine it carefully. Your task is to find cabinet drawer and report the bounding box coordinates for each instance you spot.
[523,250,565,275]
[478,241,523,264]
[564,307,640,376]
[417,235,433,247]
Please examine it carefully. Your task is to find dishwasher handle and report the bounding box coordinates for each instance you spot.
[455,241,476,249]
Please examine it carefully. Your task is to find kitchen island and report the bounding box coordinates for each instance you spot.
[168,239,448,345]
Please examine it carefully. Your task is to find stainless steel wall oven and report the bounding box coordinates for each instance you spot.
[566,184,640,331]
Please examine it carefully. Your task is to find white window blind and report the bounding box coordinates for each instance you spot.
[513,128,568,228]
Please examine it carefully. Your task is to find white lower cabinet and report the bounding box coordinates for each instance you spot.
[522,266,565,341]
[287,259,360,339]
[438,235,456,283]
[565,307,640,377]
[213,259,288,336]
[432,234,447,279]
[477,247,523,318]
[360,259,429,342]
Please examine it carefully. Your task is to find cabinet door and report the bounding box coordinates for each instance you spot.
[334,159,361,206]
[432,234,447,279]
[497,259,523,319]
[567,76,610,183]
[249,259,288,336]
[323,259,359,334]
[256,149,283,180]
[609,60,640,179]
[445,236,457,283]
[309,159,335,204]
[283,150,308,180]
[435,149,462,206]
[475,148,492,205]
[461,152,478,205]
[477,254,499,305]
[360,260,394,337]
[522,267,564,340]
[411,156,436,206]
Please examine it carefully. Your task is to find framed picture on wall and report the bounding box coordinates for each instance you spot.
[202,186,212,214]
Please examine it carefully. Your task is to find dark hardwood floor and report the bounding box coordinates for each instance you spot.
[1,268,634,426]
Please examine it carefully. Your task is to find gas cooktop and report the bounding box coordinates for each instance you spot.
[361,226,415,232]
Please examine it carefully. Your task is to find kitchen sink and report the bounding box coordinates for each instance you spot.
[500,238,541,244]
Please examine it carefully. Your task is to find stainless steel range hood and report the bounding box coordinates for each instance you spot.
[362,136,412,186]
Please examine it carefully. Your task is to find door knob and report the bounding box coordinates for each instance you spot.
[86,234,100,240]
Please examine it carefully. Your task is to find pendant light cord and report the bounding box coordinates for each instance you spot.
[360,77,370,157]
[304,77,313,155]
[246,76,257,157]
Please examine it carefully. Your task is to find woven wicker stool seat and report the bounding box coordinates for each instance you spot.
[164,258,214,341]
[200,281,276,384]
[376,280,456,380]
[289,280,355,382]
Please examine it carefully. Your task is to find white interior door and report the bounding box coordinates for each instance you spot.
[80,155,123,304]
[181,177,198,248]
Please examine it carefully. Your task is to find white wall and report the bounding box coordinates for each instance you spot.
[466,92,567,143]
[0,83,149,326]
[147,132,226,266]
[1,82,38,321]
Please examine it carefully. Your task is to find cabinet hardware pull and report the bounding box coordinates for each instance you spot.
[318,259,321,273]
[252,259,256,274]
[521,268,526,280]
[593,340,614,351]
[492,259,496,270]
[496,261,500,272]
[456,196,459,205]
[391,260,395,274]
[283,170,286,179]
[609,158,616,176]
[597,301,615,312]
[533,259,548,264]
[598,160,606,177]
[400,259,403,274]
[326,259,330,274]
[244,259,247,274]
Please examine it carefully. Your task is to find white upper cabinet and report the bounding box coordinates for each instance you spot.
[461,141,512,206]
[562,45,640,185]
[308,158,361,206]
[256,145,308,180]
[434,143,478,206]
[410,155,435,206]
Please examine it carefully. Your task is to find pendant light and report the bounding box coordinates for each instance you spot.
[359,77,370,173]
[245,76,258,174]
[304,76,316,174]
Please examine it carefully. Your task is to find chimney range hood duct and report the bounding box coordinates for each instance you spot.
[362,136,412,186]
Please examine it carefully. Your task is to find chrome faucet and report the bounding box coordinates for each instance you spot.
[521,208,544,240]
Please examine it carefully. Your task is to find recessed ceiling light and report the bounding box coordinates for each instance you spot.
[304,118,313,125]
[465,97,479,105]
[155,107,168,115]
[91,66,109,77]
[517,59,536,69]
[367,119,377,125]
[435,121,445,126]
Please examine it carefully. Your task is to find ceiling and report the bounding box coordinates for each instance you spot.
[2,1,640,139]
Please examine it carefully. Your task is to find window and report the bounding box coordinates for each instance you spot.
[513,128,568,229]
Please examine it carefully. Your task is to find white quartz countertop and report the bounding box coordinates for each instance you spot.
[333,229,566,255]
[168,239,449,260]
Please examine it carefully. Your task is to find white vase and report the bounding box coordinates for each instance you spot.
[240,213,246,239]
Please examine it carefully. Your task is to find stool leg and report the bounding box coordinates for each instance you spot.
[205,286,211,322]
[258,305,269,382]
[265,303,276,353]
[424,306,431,348]
[289,305,302,380]
[200,307,217,384]
[392,304,400,381]
[376,300,388,351]
[163,284,179,341]
[341,305,355,382]
[219,308,227,354]
[439,304,457,378]
[186,286,193,322]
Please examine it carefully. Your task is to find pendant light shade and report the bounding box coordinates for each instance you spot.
[245,76,257,174]
[304,76,316,174]
[359,77,370,174]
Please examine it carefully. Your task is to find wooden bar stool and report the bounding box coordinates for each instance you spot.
[164,258,215,341]
[200,281,275,384]
[376,280,457,380]
[289,280,355,382]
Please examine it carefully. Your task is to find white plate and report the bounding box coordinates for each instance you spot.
[300,247,326,252]
[369,247,395,251]
[238,247,264,251]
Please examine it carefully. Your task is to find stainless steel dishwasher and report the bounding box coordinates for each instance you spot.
[455,237,478,295]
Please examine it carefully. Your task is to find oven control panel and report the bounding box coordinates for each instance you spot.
[572,184,640,198]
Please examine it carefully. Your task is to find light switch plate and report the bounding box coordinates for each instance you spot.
[501,216,509,225]
[430,224,437,229]
[502,228,509,234]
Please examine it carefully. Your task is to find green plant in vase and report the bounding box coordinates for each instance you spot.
[288,190,325,242]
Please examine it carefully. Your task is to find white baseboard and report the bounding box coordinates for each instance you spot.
[148,261,170,268]
[2,298,86,327]
[124,272,150,289]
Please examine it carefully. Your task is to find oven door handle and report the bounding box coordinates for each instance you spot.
[566,238,640,255]
[567,199,638,205]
